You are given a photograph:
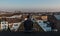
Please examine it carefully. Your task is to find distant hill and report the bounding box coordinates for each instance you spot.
[0,8,60,12]
[0,10,60,17]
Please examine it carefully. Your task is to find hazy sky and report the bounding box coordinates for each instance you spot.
[0,0,60,12]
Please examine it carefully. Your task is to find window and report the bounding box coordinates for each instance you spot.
[14,24,18,26]
[2,22,5,24]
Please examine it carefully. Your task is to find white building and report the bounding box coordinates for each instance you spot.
[6,15,22,18]
[1,21,8,30]
[10,22,21,31]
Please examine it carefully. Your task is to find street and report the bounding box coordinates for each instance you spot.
[0,32,60,36]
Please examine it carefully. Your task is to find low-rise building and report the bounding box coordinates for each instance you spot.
[10,22,21,31]
[0,21,8,30]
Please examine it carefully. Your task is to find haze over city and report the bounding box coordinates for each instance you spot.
[0,0,60,33]
[0,0,60,12]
